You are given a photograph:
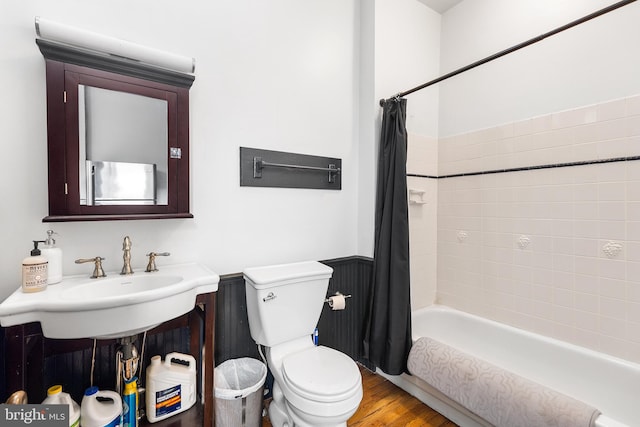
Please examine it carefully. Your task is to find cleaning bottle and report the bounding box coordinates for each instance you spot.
[81,386,122,427]
[42,385,80,427]
[145,353,197,423]
[122,377,138,427]
[41,230,63,284]
[22,240,48,293]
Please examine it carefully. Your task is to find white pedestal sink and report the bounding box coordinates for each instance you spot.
[0,263,219,339]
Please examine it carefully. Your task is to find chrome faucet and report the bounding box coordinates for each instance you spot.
[121,236,133,275]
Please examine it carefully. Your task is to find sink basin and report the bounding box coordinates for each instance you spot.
[0,263,219,339]
[62,275,184,300]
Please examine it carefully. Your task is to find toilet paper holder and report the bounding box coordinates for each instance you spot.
[324,292,352,303]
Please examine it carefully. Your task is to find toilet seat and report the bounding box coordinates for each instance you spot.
[282,346,362,403]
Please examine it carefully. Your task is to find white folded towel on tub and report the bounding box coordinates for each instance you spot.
[407,337,601,427]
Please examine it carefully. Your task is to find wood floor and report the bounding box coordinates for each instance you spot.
[262,365,457,426]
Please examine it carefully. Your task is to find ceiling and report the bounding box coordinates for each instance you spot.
[417,0,463,14]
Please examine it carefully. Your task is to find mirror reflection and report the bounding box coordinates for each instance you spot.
[78,85,168,206]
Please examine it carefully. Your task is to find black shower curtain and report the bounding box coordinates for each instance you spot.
[363,98,412,375]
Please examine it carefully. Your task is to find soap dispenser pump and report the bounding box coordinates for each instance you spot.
[22,240,48,293]
[41,230,62,284]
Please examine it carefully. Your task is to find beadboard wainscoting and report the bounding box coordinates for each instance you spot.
[215,256,374,367]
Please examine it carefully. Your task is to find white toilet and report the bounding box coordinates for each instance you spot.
[244,261,363,427]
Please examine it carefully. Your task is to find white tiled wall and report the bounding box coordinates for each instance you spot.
[407,132,439,311]
[439,95,640,176]
[435,94,640,362]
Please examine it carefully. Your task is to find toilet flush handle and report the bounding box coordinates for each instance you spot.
[263,292,277,302]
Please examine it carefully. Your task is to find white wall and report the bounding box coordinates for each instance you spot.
[0,0,364,302]
[375,0,441,138]
[374,0,441,309]
[357,0,376,257]
[439,0,640,136]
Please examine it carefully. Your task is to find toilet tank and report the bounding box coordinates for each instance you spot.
[244,261,333,347]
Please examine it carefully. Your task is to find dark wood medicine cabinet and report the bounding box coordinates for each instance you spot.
[37,38,195,222]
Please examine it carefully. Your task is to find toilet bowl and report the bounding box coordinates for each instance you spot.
[244,261,363,427]
[280,345,363,426]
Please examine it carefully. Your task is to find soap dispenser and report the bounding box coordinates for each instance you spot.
[41,230,62,284]
[22,240,48,293]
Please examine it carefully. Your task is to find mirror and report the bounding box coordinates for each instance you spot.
[79,85,168,206]
[37,38,194,221]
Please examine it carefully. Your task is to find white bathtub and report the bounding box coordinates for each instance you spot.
[378,305,640,427]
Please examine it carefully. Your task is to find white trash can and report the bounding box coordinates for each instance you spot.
[214,358,267,427]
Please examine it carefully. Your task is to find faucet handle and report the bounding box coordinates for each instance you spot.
[75,257,106,279]
[145,252,170,273]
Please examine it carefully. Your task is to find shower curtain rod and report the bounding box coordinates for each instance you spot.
[379,0,637,106]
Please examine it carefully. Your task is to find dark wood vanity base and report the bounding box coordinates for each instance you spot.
[3,292,216,427]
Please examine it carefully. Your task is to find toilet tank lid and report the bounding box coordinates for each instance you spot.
[243,261,333,286]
